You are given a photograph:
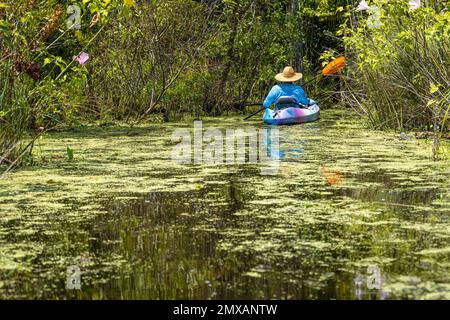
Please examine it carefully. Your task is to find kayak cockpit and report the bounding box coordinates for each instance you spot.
[263,98,320,125]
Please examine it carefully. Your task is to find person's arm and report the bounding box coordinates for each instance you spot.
[263,86,280,108]
[294,86,309,105]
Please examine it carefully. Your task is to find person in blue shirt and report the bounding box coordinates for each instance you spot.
[263,66,309,109]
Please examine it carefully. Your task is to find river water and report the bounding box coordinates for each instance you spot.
[0,109,449,299]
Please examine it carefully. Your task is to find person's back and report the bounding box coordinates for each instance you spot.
[263,83,309,108]
[263,66,309,109]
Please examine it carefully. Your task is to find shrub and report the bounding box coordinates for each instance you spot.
[342,0,449,135]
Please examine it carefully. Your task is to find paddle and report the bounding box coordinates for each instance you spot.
[243,106,266,120]
[243,56,346,121]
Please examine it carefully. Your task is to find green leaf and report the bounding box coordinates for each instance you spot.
[66,147,74,161]
[121,5,131,18]
[429,83,440,94]
[123,0,135,7]
[88,3,99,13]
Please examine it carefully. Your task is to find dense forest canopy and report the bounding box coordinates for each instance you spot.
[0,0,449,166]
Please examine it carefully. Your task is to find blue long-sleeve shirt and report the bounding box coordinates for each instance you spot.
[263,83,309,108]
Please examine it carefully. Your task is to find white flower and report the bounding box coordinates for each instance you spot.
[367,6,381,29]
[356,0,370,11]
[409,0,421,10]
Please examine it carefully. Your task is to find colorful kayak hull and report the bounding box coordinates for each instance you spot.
[263,102,320,125]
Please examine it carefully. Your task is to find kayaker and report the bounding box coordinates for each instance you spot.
[263,66,309,109]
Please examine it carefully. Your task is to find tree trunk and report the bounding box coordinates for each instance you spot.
[289,0,304,76]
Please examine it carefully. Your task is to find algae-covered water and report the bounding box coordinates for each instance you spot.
[0,109,449,299]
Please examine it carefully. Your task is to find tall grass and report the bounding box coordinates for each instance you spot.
[342,0,449,159]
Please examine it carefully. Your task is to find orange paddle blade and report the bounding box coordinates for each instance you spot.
[322,56,346,76]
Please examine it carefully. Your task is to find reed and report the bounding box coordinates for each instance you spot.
[342,0,449,159]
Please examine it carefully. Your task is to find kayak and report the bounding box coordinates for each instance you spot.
[263,99,320,125]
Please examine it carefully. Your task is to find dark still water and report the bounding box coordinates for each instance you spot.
[0,110,449,299]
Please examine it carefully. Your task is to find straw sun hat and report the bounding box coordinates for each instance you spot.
[275,66,303,82]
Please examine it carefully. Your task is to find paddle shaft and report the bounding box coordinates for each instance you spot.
[302,73,322,87]
[243,107,265,120]
[243,75,322,121]
[243,57,345,121]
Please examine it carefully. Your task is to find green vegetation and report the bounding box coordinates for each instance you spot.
[342,0,450,159]
[0,1,449,300]
[1,1,448,167]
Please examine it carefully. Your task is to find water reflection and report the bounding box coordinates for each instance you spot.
[66,170,446,300]
[0,111,448,300]
[261,126,306,160]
